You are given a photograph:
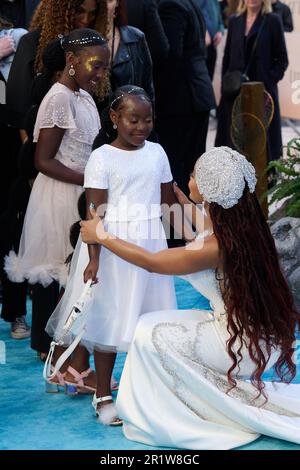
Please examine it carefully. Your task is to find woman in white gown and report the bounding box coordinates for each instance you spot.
[80,146,300,449]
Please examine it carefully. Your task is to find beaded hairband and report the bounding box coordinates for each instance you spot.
[110,88,151,109]
[59,34,105,48]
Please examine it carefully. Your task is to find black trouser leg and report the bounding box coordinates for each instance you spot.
[0,124,22,214]
[206,44,217,81]
[0,272,28,322]
[156,112,209,195]
[30,281,59,353]
[156,112,209,247]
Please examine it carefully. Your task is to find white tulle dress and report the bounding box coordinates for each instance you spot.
[46,141,177,352]
[117,232,300,449]
[5,83,100,287]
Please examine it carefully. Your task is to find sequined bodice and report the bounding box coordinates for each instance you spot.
[181,269,226,320]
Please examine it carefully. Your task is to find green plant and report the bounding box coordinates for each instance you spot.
[266,137,300,218]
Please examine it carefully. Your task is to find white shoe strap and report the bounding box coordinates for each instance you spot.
[93,395,112,405]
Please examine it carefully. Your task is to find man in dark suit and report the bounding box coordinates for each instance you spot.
[0,0,41,29]
[271,0,293,32]
[125,0,169,63]
[155,0,216,195]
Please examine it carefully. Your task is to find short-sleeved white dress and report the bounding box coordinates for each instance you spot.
[5,82,100,287]
[46,141,177,352]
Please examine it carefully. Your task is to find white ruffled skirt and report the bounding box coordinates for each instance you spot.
[46,218,177,352]
[5,172,83,287]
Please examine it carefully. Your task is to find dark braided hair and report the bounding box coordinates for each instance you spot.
[43,28,107,72]
[209,188,299,399]
[61,27,107,53]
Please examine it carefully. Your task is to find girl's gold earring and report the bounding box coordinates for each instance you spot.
[69,65,76,77]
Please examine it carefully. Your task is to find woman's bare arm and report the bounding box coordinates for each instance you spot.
[100,235,219,275]
[80,208,219,276]
[35,127,84,186]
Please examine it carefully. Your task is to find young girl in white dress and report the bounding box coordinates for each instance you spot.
[5,29,110,357]
[47,85,177,425]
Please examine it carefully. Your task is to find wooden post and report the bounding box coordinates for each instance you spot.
[234,82,269,218]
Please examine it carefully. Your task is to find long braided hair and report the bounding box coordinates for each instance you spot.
[209,189,299,398]
[29,0,109,98]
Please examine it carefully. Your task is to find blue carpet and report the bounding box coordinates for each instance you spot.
[0,277,299,450]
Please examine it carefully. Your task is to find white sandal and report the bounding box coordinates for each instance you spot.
[92,394,123,426]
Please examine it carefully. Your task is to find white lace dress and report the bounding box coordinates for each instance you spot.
[5,83,100,287]
[46,141,177,352]
[117,233,300,449]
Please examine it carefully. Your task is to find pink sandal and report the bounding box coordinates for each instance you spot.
[46,365,119,395]
[45,366,67,393]
[64,366,96,395]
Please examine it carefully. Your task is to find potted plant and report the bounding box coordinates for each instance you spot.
[266,137,300,218]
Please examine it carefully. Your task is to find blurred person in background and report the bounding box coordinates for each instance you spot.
[125,0,169,63]
[271,0,293,32]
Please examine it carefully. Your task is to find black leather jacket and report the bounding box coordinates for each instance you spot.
[111,26,155,104]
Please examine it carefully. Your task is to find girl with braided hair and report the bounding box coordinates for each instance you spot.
[5,29,109,366]
[6,0,109,132]
[2,1,109,358]
[47,85,177,425]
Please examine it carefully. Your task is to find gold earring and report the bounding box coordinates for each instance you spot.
[69,65,76,77]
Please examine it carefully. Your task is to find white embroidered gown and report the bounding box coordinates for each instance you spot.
[117,234,300,449]
[5,83,100,287]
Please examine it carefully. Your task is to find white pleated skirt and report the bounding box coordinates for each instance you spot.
[5,172,83,287]
[46,218,177,352]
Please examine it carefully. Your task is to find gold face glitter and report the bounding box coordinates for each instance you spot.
[85,56,101,72]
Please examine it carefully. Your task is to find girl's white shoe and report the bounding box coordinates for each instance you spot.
[92,394,123,426]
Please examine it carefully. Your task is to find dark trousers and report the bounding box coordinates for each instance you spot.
[156,112,210,195]
[30,281,59,353]
[0,273,28,322]
[0,124,22,214]
[206,44,217,81]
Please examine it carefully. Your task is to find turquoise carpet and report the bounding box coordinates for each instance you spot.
[0,277,299,450]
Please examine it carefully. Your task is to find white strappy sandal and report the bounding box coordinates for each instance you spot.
[92,394,123,426]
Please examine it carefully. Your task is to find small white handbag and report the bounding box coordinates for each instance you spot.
[43,279,93,382]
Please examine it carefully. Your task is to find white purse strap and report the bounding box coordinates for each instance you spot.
[43,279,93,381]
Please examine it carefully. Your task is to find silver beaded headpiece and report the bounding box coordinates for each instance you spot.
[195,147,257,209]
